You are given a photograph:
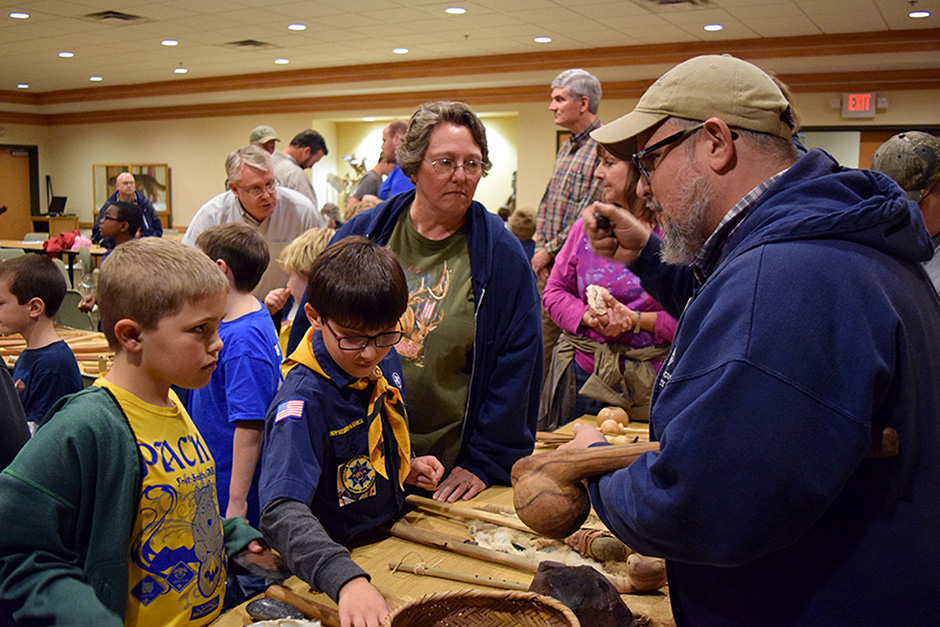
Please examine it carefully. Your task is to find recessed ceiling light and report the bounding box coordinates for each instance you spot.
[89,76,103,82]
[392,47,409,54]
[58,51,74,58]
[703,23,723,31]
[445,7,466,15]
[288,23,306,31]
[174,67,188,74]
[534,36,552,43]
[17,83,28,89]
[9,12,29,19]
[363,116,376,122]
[909,10,930,18]
[274,58,289,64]
[161,39,179,46]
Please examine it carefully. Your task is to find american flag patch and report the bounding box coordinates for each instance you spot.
[275,400,305,423]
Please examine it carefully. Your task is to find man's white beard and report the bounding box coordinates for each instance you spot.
[651,164,715,265]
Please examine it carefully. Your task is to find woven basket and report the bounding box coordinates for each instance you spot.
[384,589,580,627]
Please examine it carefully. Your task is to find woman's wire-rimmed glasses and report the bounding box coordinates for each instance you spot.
[324,320,404,351]
[425,158,483,177]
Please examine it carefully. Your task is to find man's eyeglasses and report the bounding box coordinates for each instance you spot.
[631,122,706,182]
[425,158,483,177]
[324,320,404,351]
[235,180,277,198]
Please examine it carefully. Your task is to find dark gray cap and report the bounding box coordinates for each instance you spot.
[871,131,940,203]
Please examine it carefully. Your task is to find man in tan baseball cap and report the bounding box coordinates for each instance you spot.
[564,54,940,626]
[249,125,279,154]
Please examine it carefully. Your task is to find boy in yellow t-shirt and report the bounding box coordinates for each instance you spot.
[0,238,277,626]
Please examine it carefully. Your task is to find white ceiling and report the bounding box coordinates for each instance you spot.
[2,0,938,95]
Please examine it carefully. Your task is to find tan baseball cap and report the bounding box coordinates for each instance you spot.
[592,54,794,161]
[249,125,279,144]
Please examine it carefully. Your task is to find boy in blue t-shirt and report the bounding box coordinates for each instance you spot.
[260,236,443,627]
[0,255,82,429]
[190,223,282,526]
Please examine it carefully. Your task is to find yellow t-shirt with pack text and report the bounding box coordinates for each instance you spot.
[94,379,227,627]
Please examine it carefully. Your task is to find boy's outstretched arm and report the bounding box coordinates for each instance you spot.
[227,420,264,519]
[260,498,370,602]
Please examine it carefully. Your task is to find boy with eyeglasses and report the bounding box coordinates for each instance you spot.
[259,236,443,627]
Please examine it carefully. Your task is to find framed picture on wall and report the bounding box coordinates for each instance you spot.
[92,163,171,226]
[556,130,572,152]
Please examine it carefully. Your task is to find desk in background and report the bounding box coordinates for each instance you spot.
[31,215,79,238]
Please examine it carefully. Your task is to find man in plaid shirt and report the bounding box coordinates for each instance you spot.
[533,68,603,365]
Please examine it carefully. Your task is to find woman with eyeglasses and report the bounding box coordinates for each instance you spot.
[324,101,542,502]
[540,143,676,430]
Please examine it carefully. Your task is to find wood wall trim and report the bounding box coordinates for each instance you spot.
[0,110,50,125]
[3,69,940,127]
[1,28,937,107]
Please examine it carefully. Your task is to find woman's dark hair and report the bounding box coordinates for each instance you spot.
[307,236,408,330]
[397,101,492,179]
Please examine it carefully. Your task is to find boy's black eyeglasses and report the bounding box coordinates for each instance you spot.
[425,158,483,176]
[324,320,404,351]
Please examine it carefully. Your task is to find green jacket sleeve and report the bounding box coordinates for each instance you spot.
[0,390,136,626]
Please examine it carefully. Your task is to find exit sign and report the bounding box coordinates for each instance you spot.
[842,92,876,118]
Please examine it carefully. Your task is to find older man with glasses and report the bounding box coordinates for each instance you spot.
[564,54,940,625]
[183,144,329,299]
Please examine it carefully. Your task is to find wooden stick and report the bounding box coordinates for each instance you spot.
[406,494,534,534]
[388,560,530,591]
[388,520,640,594]
[265,584,340,627]
[536,431,574,443]
[68,343,110,354]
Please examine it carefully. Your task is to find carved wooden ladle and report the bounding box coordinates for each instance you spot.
[512,442,660,539]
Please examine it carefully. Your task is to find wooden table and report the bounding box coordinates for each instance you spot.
[1,327,112,382]
[211,423,675,627]
[0,239,108,288]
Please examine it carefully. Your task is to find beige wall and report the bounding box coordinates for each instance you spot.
[0,87,937,229]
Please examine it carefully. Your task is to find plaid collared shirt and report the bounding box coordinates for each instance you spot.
[691,168,790,283]
[536,118,603,256]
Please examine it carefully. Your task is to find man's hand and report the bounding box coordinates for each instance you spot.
[531,248,553,280]
[264,287,290,315]
[558,422,607,450]
[77,294,96,312]
[406,455,445,491]
[432,466,485,502]
[583,202,652,266]
[337,576,392,627]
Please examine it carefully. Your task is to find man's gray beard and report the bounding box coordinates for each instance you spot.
[651,172,714,265]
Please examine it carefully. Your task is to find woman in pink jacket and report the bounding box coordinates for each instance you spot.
[539,144,677,429]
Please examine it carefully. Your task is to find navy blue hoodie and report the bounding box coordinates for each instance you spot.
[589,150,940,626]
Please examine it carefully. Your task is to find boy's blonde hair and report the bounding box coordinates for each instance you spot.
[277,227,335,276]
[98,238,227,349]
